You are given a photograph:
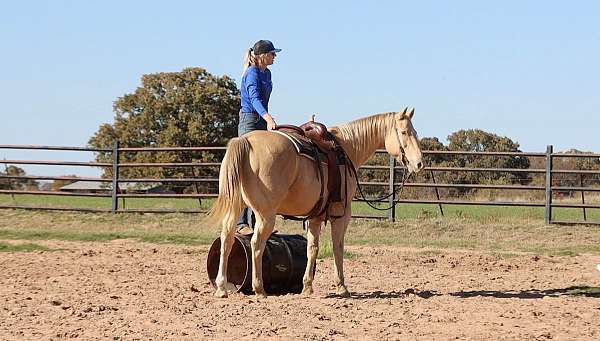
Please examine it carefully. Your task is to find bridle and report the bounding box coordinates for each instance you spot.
[393,115,412,167]
[349,116,414,211]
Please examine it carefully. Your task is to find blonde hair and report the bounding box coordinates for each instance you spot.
[242,48,272,74]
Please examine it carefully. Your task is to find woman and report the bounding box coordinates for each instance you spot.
[237,39,282,231]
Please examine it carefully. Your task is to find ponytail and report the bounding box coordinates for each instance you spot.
[242,48,255,74]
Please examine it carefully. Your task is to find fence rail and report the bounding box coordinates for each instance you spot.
[1,143,599,225]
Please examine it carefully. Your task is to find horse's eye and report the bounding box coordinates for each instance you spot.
[401,131,408,135]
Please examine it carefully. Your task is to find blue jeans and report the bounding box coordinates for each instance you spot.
[238,111,267,136]
[236,112,267,227]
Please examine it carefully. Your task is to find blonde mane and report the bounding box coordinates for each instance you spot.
[332,112,395,165]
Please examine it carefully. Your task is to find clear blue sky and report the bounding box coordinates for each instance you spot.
[1,1,599,176]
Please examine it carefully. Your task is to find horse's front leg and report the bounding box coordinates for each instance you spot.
[250,212,275,298]
[302,219,322,295]
[330,213,351,297]
[215,212,237,298]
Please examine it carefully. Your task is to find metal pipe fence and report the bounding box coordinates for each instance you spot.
[1,144,599,225]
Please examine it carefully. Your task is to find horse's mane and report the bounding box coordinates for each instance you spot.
[331,112,394,163]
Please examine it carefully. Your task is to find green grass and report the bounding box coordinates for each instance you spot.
[2,194,599,223]
[317,238,357,259]
[0,241,53,252]
[0,228,215,246]
[1,200,600,257]
[352,201,600,222]
[0,194,212,210]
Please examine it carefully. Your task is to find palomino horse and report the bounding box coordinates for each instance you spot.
[209,108,423,297]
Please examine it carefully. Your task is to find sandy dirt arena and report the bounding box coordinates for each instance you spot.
[1,239,599,340]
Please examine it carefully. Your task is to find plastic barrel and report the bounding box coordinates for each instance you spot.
[207,233,314,295]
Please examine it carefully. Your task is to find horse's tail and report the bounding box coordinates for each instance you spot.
[208,137,251,225]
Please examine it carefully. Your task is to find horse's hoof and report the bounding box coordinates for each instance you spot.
[254,290,268,298]
[214,289,228,298]
[301,286,314,296]
[336,287,351,298]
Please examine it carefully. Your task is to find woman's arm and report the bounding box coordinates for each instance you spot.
[245,68,276,129]
[245,68,268,117]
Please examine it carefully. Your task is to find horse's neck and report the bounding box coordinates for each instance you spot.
[333,114,390,167]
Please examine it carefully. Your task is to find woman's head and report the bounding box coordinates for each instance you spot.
[243,40,281,72]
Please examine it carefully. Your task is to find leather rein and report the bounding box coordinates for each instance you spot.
[349,118,413,211]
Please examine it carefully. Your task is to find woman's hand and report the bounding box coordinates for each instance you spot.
[263,113,277,130]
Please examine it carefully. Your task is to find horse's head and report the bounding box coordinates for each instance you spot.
[384,108,424,173]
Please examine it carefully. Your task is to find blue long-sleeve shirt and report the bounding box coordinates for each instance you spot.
[240,66,272,116]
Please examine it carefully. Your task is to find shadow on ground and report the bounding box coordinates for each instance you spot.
[325,286,600,300]
[449,286,600,299]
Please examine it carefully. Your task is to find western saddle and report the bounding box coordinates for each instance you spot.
[274,119,352,222]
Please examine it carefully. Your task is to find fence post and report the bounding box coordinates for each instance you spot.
[580,174,587,221]
[544,145,553,224]
[388,155,396,222]
[430,170,444,216]
[111,141,120,214]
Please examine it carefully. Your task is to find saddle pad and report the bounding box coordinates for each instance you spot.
[273,130,327,163]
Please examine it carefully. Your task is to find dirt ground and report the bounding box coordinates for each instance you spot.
[1,239,600,340]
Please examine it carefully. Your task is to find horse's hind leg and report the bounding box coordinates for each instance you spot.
[250,212,275,298]
[302,219,322,295]
[214,212,237,298]
[331,214,351,297]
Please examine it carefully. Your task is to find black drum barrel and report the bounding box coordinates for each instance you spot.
[206,233,313,295]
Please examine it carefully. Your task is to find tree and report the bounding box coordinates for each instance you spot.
[88,67,240,185]
[0,166,38,190]
[409,136,453,198]
[552,149,600,197]
[445,129,530,195]
[419,136,451,166]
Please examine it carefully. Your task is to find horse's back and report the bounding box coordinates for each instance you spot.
[243,130,298,161]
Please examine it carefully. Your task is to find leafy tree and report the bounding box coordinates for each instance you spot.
[410,136,453,198]
[552,149,600,197]
[88,67,239,188]
[0,166,38,190]
[419,136,446,153]
[444,129,530,195]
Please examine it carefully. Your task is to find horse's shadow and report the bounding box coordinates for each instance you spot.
[325,286,600,300]
[449,286,600,299]
[326,288,442,299]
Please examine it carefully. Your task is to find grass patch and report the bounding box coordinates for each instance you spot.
[4,193,600,222]
[0,228,215,246]
[0,194,213,210]
[317,240,357,259]
[1,209,599,257]
[0,241,52,252]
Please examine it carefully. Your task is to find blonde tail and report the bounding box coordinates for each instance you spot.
[208,137,251,224]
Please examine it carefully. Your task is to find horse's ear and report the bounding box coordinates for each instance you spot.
[398,107,408,119]
[408,107,415,119]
